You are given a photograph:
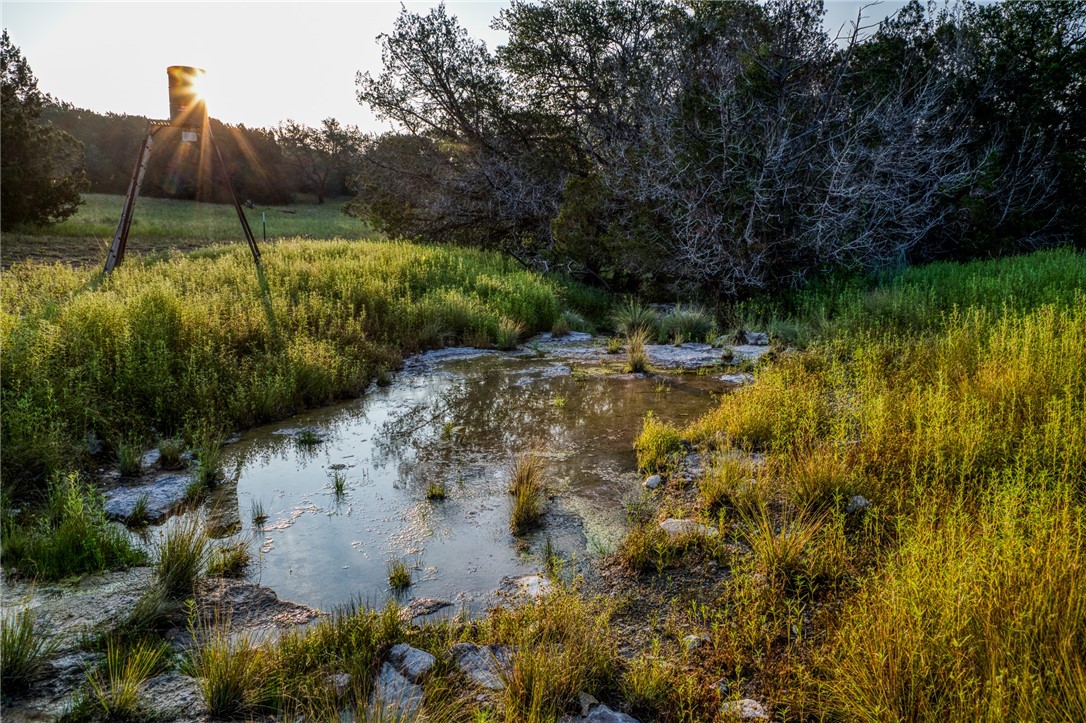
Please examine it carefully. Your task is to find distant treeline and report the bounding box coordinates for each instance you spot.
[351,0,1086,295]
[42,104,361,206]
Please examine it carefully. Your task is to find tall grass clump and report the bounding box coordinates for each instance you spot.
[115,437,143,477]
[612,298,659,336]
[634,412,684,473]
[484,589,618,722]
[189,622,270,716]
[1,609,54,691]
[1,472,143,580]
[821,480,1086,721]
[508,450,547,535]
[1,239,571,495]
[625,328,651,373]
[88,638,165,720]
[496,317,524,350]
[154,517,209,598]
[658,305,715,344]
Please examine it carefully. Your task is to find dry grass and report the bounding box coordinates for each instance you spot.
[508,450,547,535]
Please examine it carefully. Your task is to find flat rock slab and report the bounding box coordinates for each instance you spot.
[721,699,769,720]
[387,643,436,683]
[562,704,641,722]
[142,673,208,721]
[451,642,512,690]
[194,577,319,631]
[398,597,454,622]
[659,518,719,538]
[719,373,755,386]
[103,473,193,522]
[369,662,424,718]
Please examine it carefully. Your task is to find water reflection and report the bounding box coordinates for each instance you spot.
[219,351,722,612]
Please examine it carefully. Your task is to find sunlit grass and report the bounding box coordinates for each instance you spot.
[508,450,547,535]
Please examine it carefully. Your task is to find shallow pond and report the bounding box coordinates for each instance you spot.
[207,340,733,613]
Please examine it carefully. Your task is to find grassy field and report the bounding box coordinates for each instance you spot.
[0,193,375,266]
[623,248,1086,720]
[0,236,590,493]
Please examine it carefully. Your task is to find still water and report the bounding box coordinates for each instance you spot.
[209,341,727,613]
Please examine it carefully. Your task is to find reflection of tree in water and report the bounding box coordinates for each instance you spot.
[373,362,641,494]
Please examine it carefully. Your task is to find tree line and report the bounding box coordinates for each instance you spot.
[2,28,365,231]
[351,0,1085,295]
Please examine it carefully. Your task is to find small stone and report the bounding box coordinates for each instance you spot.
[387,643,435,683]
[643,474,663,490]
[451,642,512,690]
[140,448,161,469]
[658,518,718,538]
[846,494,871,513]
[577,691,600,715]
[328,463,348,470]
[561,704,641,722]
[142,673,207,718]
[505,573,554,600]
[103,472,194,523]
[721,698,769,720]
[682,633,709,651]
[719,373,755,386]
[327,672,351,698]
[712,678,730,696]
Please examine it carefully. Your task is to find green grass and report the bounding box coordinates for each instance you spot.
[1,472,144,580]
[87,638,164,720]
[655,248,1086,718]
[114,437,143,477]
[611,298,659,337]
[625,328,650,373]
[1,236,569,495]
[1,193,376,266]
[425,479,448,500]
[633,412,683,473]
[387,559,412,590]
[207,541,250,578]
[508,450,546,535]
[154,517,209,598]
[658,305,715,344]
[1,609,55,692]
[156,436,185,470]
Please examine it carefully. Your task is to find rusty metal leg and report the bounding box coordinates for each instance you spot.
[207,124,261,266]
[104,128,155,274]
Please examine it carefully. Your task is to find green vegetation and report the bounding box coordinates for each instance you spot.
[1,609,54,692]
[1,193,376,266]
[207,541,251,578]
[508,450,546,535]
[633,412,682,473]
[156,437,185,470]
[1,472,143,580]
[1,237,569,494]
[188,622,269,717]
[624,328,650,374]
[425,479,448,501]
[87,638,164,720]
[620,248,1086,719]
[657,305,714,345]
[386,559,412,590]
[331,470,348,497]
[495,317,525,350]
[154,517,209,598]
[114,437,142,478]
[611,299,658,337]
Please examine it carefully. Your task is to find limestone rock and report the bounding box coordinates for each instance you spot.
[387,643,436,683]
[721,698,769,720]
[562,704,641,722]
[846,494,870,513]
[142,673,207,719]
[643,474,663,490]
[743,332,770,346]
[451,642,512,690]
[502,573,554,600]
[658,518,718,538]
[369,662,423,718]
[103,472,193,523]
[682,633,709,651]
[398,597,453,622]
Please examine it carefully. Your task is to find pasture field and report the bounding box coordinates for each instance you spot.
[0,193,373,266]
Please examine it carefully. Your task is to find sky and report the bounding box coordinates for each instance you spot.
[2,1,907,133]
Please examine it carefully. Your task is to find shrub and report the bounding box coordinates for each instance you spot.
[157,437,185,469]
[496,317,525,350]
[658,305,715,344]
[634,412,684,473]
[88,638,165,720]
[115,437,143,478]
[612,298,659,336]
